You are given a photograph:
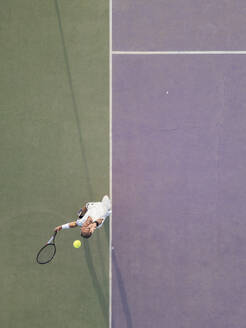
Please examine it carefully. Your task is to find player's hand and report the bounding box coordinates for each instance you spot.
[54,225,62,232]
[89,223,97,234]
[96,218,104,225]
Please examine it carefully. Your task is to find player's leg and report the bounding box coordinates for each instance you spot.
[102,195,111,211]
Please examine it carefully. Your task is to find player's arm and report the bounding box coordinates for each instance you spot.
[94,218,104,226]
[90,218,104,232]
[54,221,78,232]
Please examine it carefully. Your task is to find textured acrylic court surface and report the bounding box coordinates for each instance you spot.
[112,55,246,328]
[113,0,246,51]
[0,1,109,328]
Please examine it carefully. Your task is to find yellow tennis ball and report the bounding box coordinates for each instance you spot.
[73,240,81,248]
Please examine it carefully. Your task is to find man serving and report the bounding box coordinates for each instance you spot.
[55,195,111,239]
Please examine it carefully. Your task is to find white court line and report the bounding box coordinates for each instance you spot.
[109,0,112,327]
[113,50,246,55]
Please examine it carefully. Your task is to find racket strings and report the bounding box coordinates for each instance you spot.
[37,244,56,264]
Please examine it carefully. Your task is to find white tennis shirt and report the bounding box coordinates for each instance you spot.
[76,195,111,229]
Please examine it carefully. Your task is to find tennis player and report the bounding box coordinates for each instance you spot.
[54,195,111,239]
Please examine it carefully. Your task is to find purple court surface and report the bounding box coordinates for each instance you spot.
[112,55,246,328]
[113,1,246,51]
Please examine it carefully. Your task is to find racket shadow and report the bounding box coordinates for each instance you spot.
[53,0,93,199]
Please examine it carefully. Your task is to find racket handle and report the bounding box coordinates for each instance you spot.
[47,236,54,244]
[47,231,57,244]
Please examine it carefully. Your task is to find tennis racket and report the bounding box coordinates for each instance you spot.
[36,231,57,264]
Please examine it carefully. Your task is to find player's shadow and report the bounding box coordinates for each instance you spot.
[54,0,93,197]
[112,251,133,328]
[83,241,109,324]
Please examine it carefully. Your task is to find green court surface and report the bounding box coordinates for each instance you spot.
[0,1,109,327]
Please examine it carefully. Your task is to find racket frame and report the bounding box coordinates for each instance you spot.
[36,231,57,264]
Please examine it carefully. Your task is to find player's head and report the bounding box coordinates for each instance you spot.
[80,217,94,239]
[81,229,92,239]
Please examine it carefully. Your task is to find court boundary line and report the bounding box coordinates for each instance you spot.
[112,51,246,55]
[109,0,112,326]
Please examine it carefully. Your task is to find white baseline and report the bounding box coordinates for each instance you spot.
[112,50,246,55]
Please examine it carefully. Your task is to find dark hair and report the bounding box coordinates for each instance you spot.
[80,230,92,239]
